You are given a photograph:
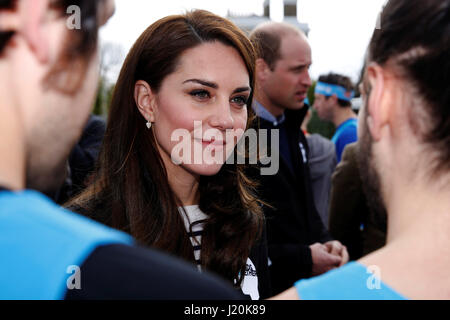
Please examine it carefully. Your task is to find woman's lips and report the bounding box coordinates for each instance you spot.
[195,138,225,147]
[202,139,225,146]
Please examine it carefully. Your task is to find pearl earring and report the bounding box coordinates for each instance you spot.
[146,121,152,129]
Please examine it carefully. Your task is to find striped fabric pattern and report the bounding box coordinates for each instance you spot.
[178,205,260,300]
[179,206,208,271]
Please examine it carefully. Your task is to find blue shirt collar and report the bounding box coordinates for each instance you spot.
[336,118,358,131]
[252,101,286,126]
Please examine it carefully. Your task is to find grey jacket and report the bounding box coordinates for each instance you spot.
[306,134,337,227]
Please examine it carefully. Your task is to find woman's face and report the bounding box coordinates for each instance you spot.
[151,41,250,177]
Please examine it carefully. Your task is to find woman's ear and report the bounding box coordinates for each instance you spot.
[134,80,157,123]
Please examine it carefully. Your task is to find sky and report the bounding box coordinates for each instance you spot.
[100,0,387,83]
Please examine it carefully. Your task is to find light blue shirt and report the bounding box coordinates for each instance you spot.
[253,101,286,126]
[295,262,407,300]
[0,190,133,300]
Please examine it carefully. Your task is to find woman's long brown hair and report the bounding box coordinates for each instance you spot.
[67,10,264,287]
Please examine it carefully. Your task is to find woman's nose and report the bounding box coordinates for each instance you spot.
[208,100,234,130]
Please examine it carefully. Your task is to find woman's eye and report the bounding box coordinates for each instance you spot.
[231,96,248,107]
[190,90,210,100]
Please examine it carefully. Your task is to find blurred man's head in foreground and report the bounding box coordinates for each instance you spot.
[0,0,114,194]
[357,0,450,222]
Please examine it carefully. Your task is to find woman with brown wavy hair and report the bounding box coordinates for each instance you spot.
[67,10,269,299]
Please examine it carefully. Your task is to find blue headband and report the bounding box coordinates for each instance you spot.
[315,81,355,102]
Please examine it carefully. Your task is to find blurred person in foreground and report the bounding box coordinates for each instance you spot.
[0,0,243,299]
[273,0,450,299]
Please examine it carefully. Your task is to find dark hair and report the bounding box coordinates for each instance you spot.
[0,0,102,92]
[0,0,17,53]
[318,73,354,108]
[67,10,263,287]
[249,22,302,70]
[367,0,450,175]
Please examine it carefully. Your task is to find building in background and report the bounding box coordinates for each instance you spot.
[228,0,310,35]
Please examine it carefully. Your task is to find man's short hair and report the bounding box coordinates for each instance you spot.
[249,22,304,70]
[318,73,354,108]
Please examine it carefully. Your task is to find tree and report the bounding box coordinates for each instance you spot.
[93,78,115,117]
[92,42,124,117]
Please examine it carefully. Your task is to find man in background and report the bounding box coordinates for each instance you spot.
[313,73,357,162]
[250,22,348,295]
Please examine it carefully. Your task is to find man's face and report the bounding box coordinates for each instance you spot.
[357,75,388,230]
[19,0,115,195]
[313,93,334,122]
[261,33,312,111]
